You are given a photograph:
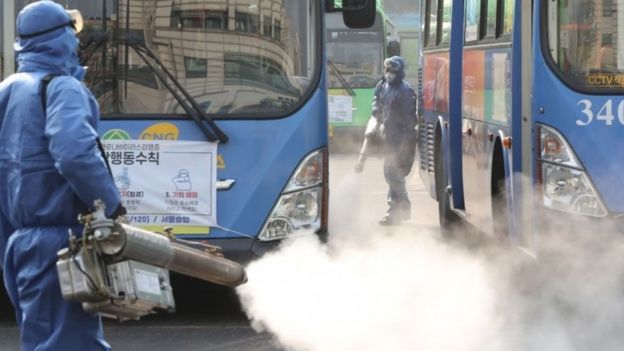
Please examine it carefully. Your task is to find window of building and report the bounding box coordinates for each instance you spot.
[235,11,258,33]
[602,33,613,46]
[273,19,282,41]
[172,10,203,29]
[184,57,207,78]
[263,16,272,37]
[604,0,614,16]
[205,11,227,30]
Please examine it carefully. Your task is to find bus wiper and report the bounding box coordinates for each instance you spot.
[127,37,229,143]
[79,30,109,66]
[78,33,228,143]
[328,59,355,96]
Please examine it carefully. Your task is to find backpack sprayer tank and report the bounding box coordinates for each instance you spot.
[57,200,247,321]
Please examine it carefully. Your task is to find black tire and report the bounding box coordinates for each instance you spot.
[491,143,510,246]
[434,135,459,239]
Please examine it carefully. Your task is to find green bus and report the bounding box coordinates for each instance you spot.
[326,3,398,149]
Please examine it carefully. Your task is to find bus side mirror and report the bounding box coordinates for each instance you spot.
[387,40,401,57]
[327,0,376,29]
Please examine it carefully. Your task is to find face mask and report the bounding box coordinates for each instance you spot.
[385,72,396,83]
[68,53,86,80]
[64,36,85,79]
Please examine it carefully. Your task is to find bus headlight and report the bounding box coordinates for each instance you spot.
[539,125,581,167]
[259,149,326,241]
[537,125,607,217]
[541,163,606,217]
[285,151,323,191]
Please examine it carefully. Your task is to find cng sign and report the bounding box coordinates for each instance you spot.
[102,129,131,140]
[140,123,180,140]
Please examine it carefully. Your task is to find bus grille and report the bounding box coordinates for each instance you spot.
[418,120,435,174]
[417,67,423,114]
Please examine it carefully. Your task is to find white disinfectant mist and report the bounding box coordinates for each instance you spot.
[237,168,624,351]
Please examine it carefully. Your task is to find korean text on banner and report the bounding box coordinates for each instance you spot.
[102,140,218,229]
[328,95,353,122]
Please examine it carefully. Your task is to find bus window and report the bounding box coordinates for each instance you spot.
[72,0,315,118]
[326,12,383,89]
[465,0,480,42]
[439,0,452,45]
[428,0,439,46]
[326,8,395,142]
[501,0,513,35]
[5,0,328,259]
[485,0,497,38]
[547,0,624,91]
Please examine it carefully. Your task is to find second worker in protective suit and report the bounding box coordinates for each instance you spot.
[372,56,417,226]
[0,1,124,350]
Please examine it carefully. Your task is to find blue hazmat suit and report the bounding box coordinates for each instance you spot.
[371,56,417,222]
[0,1,120,350]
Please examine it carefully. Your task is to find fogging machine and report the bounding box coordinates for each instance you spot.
[354,116,382,172]
[57,200,247,321]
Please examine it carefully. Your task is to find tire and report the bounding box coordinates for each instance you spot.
[491,143,510,246]
[434,135,459,239]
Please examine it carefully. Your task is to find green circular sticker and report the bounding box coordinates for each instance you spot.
[102,129,131,140]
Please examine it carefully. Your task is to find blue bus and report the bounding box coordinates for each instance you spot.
[418,0,624,248]
[1,0,376,262]
[326,3,398,147]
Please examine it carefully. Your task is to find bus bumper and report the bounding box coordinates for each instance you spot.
[206,230,328,264]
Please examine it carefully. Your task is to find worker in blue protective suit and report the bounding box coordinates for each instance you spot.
[0,1,124,350]
[371,56,417,226]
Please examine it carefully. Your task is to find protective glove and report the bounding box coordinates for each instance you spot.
[364,116,380,137]
[110,203,127,220]
[377,123,386,141]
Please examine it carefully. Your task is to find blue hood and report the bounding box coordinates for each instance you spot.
[385,56,406,83]
[388,56,406,72]
[14,1,83,78]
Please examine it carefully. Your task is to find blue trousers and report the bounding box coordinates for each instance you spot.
[383,142,411,217]
[3,228,111,351]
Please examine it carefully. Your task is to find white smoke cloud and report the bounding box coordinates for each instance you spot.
[238,230,500,351]
[237,167,624,351]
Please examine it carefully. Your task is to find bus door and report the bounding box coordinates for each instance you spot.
[533,0,624,228]
[71,0,325,261]
[460,0,514,236]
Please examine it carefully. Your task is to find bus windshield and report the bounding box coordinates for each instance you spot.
[326,12,383,89]
[547,0,624,91]
[71,0,317,117]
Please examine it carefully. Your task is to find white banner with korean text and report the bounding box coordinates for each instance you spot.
[328,95,353,122]
[102,140,217,231]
